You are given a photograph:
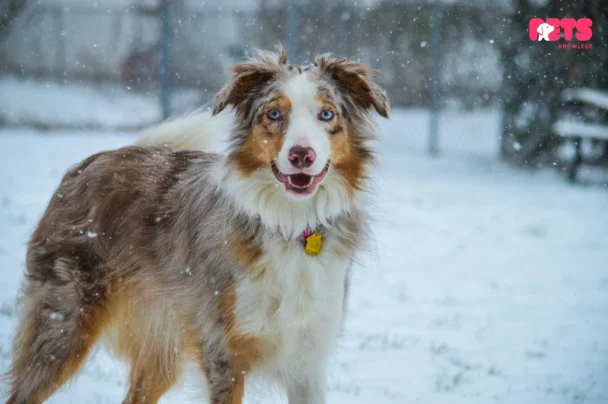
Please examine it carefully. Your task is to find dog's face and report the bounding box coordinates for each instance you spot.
[214,50,388,233]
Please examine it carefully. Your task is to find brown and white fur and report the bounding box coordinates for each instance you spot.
[5,50,389,404]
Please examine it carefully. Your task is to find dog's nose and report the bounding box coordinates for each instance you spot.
[289,146,316,169]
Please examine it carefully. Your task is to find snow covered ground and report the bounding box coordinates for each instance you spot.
[0,109,607,403]
[0,76,201,129]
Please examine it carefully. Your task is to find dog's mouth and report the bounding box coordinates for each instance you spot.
[271,161,330,196]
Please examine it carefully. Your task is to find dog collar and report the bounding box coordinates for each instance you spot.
[303,228,323,256]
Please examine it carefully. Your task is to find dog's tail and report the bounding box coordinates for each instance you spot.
[135,109,231,153]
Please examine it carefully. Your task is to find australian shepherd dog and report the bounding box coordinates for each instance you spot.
[6,49,389,404]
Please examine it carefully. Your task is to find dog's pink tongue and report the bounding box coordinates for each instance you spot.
[289,173,311,187]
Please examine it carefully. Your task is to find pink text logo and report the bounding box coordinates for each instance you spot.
[528,18,592,42]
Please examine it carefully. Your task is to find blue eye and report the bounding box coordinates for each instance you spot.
[268,109,281,121]
[319,110,334,121]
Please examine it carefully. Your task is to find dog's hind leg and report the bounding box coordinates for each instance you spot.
[111,294,184,404]
[6,256,108,404]
[122,362,180,404]
[120,335,182,404]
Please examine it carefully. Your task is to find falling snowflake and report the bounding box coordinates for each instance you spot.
[49,312,64,321]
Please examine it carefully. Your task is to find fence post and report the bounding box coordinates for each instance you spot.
[53,7,66,77]
[286,3,298,63]
[428,5,444,156]
[159,0,172,119]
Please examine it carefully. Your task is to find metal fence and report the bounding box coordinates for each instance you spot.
[2,2,506,97]
[0,0,510,151]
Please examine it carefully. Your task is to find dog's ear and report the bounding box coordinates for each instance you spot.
[212,49,287,116]
[315,54,389,118]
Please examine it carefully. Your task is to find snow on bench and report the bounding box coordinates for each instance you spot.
[553,120,608,141]
[555,88,608,182]
[561,88,608,111]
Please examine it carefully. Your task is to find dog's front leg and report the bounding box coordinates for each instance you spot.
[200,337,246,404]
[286,368,327,404]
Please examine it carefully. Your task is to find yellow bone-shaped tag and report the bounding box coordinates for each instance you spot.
[305,233,323,256]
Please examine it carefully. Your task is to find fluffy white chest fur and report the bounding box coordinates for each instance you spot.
[235,231,350,380]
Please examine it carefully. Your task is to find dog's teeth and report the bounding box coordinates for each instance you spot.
[287,176,312,189]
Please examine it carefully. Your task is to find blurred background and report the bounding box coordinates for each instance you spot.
[1,0,606,173]
[0,1,607,403]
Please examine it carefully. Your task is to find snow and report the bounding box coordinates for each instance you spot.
[562,88,608,111]
[0,76,200,129]
[1,109,607,403]
[553,120,608,140]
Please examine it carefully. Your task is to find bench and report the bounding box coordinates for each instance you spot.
[553,88,608,182]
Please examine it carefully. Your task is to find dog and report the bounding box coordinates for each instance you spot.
[536,22,555,41]
[6,49,389,404]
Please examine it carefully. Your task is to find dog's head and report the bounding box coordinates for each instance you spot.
[214,49,389,235]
